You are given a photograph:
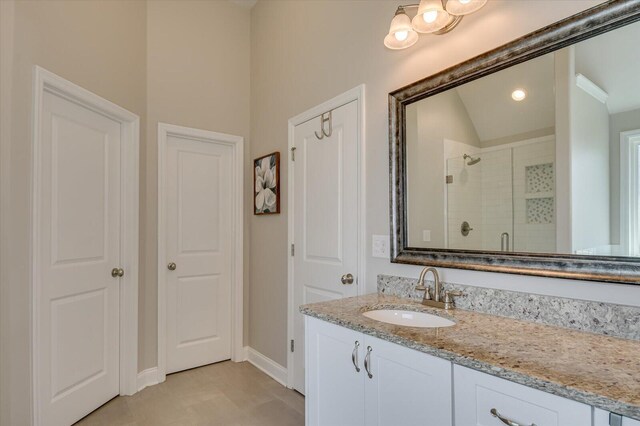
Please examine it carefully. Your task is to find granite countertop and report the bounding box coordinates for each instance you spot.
[300,293,640,420]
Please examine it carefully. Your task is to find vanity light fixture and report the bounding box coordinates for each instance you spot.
[511,88,527,101]
[384,0,488,50]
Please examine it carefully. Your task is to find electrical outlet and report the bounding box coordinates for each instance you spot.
[372,235,390,258]
[423,230,431,242]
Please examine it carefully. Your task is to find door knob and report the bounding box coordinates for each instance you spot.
[167,262,177,271]
[341,273,354,285]
[111,267,124,278]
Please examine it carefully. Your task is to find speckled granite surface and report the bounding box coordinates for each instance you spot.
[378,274,640,341]
[300,294,640,420]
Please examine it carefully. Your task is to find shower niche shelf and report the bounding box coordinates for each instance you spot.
[524,191,554,200]
[524,162,555,225]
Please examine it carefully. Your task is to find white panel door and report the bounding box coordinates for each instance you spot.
[165,132,233,374]
[306,317,365,426]
[293,100,360,394]
[364,335,453,426]
[37,91,121,426]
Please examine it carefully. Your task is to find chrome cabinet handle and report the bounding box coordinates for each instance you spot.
[111,267,124,278]
[364,346,373,379]
[341,273,354,285]
[351,341,361,372]
[167,262,177,271]
[490,408,536,426]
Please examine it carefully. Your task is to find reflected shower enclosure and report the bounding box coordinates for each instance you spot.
[445,139,555,252]
[404,20,640,258]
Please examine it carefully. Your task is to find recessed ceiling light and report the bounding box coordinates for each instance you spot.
[511,89,527,101]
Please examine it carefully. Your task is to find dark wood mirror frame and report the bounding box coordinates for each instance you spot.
[389,0,640,285]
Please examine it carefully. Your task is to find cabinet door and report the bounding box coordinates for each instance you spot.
[594,408,640,426]
[364,335,453,426]
[306,317,365,426]
[454,365,591,426]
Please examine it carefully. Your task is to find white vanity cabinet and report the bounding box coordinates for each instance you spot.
[454,365,592,426]
[594,409,640,426]
[306,316,452,426]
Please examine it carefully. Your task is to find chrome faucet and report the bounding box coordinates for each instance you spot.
[415,267,462,310]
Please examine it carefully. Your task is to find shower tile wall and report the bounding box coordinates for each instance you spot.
[480,149,513,251]
[447,157,483,249]
[512,139,556,253]
[446,138,556,253]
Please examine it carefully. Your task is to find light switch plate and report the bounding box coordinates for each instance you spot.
[372,235,390,258]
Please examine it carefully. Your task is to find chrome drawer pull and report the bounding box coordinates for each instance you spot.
[490,408,536,426]
[351,341,361,372]
[364,346,373,379]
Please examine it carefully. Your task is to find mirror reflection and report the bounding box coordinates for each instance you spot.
[405,20,640,257]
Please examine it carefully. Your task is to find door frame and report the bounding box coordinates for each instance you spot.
[620,129,640,256]
[31,66,140,424]
[286,84,366,389]
[157,122,244,383]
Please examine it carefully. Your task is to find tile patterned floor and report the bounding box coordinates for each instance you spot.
[75,361,305,426]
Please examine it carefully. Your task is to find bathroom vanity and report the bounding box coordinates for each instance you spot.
[302,294,640,426]
[301,3,640,424]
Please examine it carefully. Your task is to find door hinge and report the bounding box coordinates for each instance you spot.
[446,175,453,184]
[291,146,297,161]
[291,243,295,256]
[290,339,295,352]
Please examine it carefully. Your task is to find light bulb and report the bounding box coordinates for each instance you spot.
[459,0,471,4]
[423,10,438,23]
[511,89,527,101]
[394,30,409,41]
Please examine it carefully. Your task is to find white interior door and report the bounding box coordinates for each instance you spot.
[292,100,360,394]
[37,90,121,426]
[164,129,233,374]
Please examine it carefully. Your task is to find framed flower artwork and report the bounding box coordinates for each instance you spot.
[254,151,280,215]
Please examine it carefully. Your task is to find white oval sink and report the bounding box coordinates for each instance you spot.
[362,309,455,328]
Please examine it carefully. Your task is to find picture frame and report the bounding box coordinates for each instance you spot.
[254,151,280,215]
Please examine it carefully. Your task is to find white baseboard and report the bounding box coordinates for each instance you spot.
[245,346,288,387]
[137,367,160,392]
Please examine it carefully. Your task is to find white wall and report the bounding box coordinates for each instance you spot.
[571,76,611,253]
[609,108,640,244]
[250,0,640,370]
[555,47,573,253]
[480,148,512,251]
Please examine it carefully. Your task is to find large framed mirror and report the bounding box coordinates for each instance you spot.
[389,1,640,284]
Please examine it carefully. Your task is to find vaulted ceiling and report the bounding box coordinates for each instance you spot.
[575,19,640,115]
[455,54,555,143]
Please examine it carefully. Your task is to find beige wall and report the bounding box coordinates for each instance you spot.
[0,1,251,422]
[0,2,15,424]
[0,1,147,424]
[144,0,251,371]
[406,91,481,248]
[249,0,610,367]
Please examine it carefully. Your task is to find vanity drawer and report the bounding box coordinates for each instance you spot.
[454,365,591,426]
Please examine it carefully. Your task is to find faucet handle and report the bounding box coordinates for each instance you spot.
[415,284,432,300]
[443,290,463,304]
